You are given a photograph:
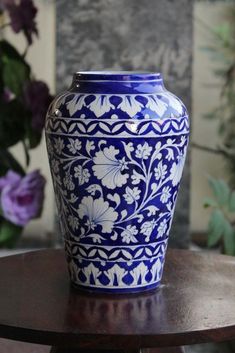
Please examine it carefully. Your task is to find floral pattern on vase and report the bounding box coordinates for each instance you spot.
[45,71,189,293]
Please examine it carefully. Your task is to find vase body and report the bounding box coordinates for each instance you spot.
[45,71,189,293]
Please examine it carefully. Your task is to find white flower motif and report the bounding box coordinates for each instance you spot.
[86,140,95,155]
[131,170,144,185]
[135,142,152,160]
[88,95,115,117]
[89,233,106,244]
[157,219,168,238]
[54,137,64,155]
[74,165,90,185]
[117,95,143,117]
[123,186,141,204]
[78,196,118,233]
[166,148,174,161]
[51,159,59,174]
[68,138,81,154]
[121,225,138,244]
[140,220,156,238]
[170,149,186,186]
[68,215,79,231]
[47,139,53,155]
[145,95,168,117]
[63,173,75,190]
[86,184,103,196]
[154,141,162,160]
[66,94,87,116]
[160,186,171,203]
[160,92,183,115]
[154,161,167,181]
[92,146,128,189]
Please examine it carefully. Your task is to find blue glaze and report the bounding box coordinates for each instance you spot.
[45,71,189,293]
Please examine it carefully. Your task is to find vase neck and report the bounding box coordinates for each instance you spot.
[70,71,165,94]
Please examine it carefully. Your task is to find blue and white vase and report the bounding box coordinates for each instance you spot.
[45,71,189,293]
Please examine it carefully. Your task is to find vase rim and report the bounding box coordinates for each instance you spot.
[73,71,163,82]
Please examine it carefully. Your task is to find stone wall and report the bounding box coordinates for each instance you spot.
[56,0,193,248]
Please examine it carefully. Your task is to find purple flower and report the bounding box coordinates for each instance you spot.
[5,0,38,45]
[2,87,15,103]
[23,80,53,132]
[0,170,45,226]
[0,170,21,192]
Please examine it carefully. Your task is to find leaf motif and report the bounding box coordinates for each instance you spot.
[98,249,108,259]
[112,123,122,133]
[87,124,96,133]
[223,219,235,256]
[162,122,170,132]
[107,193,120,206]
[89,249,97,257]
[121,209,127,219]
[145,205,159,216]
[134,249,144,258]
[79,248,87,257]
[86,140,95,154]
[136,214,144,223]
[100,122,110,132]
[122,250,132,260]
[208,177,230,206]
[145,248,152,256]
[207,209,225,247]
[124,186,141,204]
[172,121,178,129]
[86,184,102,196]
[60,121,67,131]
[111,232,118,241]
[77,123,86,133]
[153,122,161,132]
[139,123,150,134]
[68,123,76,133]
[109,250,120,259]
[229,191,235,212]
[54,121,60,129]
[151,183,158,193]
[98,140,107,148]
[72,246,78,255]
[122,142,134,160]
[179,121,185,129]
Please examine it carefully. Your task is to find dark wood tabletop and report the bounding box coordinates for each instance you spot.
[0,248,235,350]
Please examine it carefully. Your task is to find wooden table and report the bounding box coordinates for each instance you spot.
[0,249,235,353]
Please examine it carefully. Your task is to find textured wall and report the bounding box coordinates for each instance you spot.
[56,0,192,248]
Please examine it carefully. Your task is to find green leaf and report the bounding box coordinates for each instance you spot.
[0,100,27,148]
[0,40,30,96]
[207,209,225,247]
[203,112,217,120]
[229,191,235,213]
[22,140,30,167]
[0,149,25,176]
[24,115,42,149]
[223,219,235,256]
[2,59,30,96]
[208,177,230,206]
[203,197,218,208]
[0,219,22,248]
[28,129,42,149]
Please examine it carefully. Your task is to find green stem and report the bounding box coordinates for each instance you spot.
[22,140,30,168]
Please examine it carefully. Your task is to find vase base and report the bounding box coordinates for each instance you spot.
[70,280,162,294]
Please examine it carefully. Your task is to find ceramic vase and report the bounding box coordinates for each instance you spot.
[45,71,189,293]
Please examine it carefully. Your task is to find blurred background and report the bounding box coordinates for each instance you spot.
[0,0,233,252]
[0,0,235,351]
